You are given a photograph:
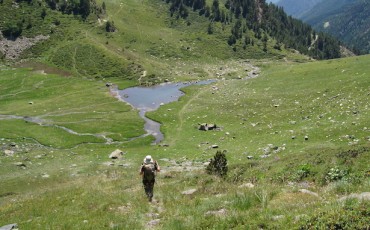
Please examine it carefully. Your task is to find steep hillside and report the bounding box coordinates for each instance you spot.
[300,0,370,54]
[1,0,344,84]
[0,0,369,228]
[275,0,323,18]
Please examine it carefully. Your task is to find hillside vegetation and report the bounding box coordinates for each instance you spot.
[1,54,369,228]
[291,0,370,55]
[0,0,369,229]
[1,0,344,82]
[274,0,323,18]
[269,0,369,54]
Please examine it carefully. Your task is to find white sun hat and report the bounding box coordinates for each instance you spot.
[144,155,153,163]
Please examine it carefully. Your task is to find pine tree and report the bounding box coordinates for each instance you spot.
[206,150,228,178]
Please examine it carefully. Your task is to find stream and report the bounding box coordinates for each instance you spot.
[115,80,215,144]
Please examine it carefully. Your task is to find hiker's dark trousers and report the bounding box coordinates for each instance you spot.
[143,179,155,200]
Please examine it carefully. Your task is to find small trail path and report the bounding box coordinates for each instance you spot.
[144,198,164,229]
[169,88,207,146]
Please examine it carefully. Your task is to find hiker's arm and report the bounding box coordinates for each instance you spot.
[139,165,144,175]
[156,162,161,172]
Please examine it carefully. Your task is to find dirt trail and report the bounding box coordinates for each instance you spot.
[168,88,206,146]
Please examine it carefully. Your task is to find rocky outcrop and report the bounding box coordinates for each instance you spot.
[338,192,370,202]
[0,33,49,60]
[0,223,18,230]
[109,149,125,159]
[198,123,218,131]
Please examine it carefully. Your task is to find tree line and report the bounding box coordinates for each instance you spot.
[164,0,341,59]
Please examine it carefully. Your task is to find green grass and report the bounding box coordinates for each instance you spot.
[0,67,144,147]
[1,0,309,83]
[1,54,369,229]
[1,0,369,228]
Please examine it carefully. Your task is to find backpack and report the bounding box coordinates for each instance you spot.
[142,163,156,181]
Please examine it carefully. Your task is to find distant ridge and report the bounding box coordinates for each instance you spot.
[272,0,369,54]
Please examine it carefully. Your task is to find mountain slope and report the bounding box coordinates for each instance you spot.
[1,0,344,83]
[0,0,369,228]
[275,0,323,18]
[300,0,370,54]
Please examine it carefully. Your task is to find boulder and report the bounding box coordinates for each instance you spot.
[298,189,319,197]
[109,149,125,159]
[0,223,18,230]
[205,208,227,216]
[338,192,370,202]
[4,150,14,156]
[198,123,217,131]
[14,162,26,167]
[238,183,255,188]
[181,188,197,195]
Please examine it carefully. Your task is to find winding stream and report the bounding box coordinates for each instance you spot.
[0,115,114,144]
[115,80,215,144]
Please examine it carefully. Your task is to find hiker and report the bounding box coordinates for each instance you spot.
[139,155,160,202]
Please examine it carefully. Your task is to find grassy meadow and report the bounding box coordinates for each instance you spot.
[0,0,369,228]
[1,54,369,229]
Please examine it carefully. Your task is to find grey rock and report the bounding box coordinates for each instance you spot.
[0,223,18,230]
[272,215,284,221]
[181,189,197,195]
[299,189,319,197]
[4,150,14,156]
[109,149,125,159]
[205,208,227,216]
[339,192,370,202]
[238,183,255,188]
[146,219,160,227]
[14,162,26,167]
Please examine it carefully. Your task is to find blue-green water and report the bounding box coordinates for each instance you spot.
[117,80,215,143]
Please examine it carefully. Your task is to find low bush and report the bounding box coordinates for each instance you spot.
[298,200,370,229]
[206,150,228,178]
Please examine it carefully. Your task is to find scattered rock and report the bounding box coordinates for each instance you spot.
[0,35,49,60]
[0,223,18,230]
[338,192,370,202]
[211,145,219,149]
[272,215,284,221]
[205,208,227,216]
[198,123,218,131]
[103,161,115,166]
[146,213,160,218]
[42,173,50,178]
[4,150,14,156]
[298,189,319,197]
[109,149,125,159]
[247,156,253,159]
[238,183,255,188]
[146,219,160,228]
[181,189,197,195]
[14,162,26,167]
